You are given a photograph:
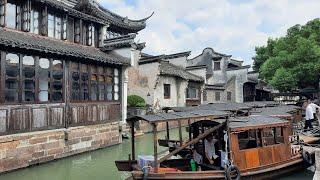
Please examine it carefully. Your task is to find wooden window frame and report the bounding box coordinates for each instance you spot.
[1,51,64,104]
[227,91,232,101]
[213,61,221,71]
[215,91,220,101]
[164,84,171,99]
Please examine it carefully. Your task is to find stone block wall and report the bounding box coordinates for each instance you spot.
[0,122,120,173]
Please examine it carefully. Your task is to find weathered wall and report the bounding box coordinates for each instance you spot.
[167,56,187,68]
[187,68,207,84]
[153,76,188,109]
[226,68,248,103]
[0,122,120,173]
[206,89,226,103]
[127,61,159,106]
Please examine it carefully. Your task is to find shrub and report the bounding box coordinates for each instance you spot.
[127,95,146,107]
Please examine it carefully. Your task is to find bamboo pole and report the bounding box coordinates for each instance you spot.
[158,123,225,164]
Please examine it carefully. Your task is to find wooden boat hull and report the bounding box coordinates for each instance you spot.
[130,157,310,180]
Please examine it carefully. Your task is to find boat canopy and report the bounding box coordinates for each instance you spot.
[126,109,229,123]
[168,103,252,113]
[229,115,290,132]
[251,105,300,116]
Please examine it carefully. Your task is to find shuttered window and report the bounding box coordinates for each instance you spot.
[164,84,171,99]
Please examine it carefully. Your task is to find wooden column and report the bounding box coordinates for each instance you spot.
[131,121,136,160]
[166,122,170,140]
[152,123,158,173]
[178,121,182,144]
[188,119,191,141]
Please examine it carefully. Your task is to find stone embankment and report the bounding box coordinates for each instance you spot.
[0,122,120,173]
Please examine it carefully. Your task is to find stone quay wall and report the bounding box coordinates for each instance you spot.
[0,122,120,173]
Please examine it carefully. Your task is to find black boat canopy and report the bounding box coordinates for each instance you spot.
[168,103,252,113]
[126,109,229,123]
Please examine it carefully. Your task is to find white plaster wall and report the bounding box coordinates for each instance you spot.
[167,56,187,68]
[153,76,188,108]
[226,68,248,103]
[187,68,207,84]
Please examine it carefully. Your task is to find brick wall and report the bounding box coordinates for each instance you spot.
[0,122,120,173]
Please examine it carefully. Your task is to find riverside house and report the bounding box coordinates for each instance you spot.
[0,0,150,173]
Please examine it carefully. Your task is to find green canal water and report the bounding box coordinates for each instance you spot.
[0,129,314,180]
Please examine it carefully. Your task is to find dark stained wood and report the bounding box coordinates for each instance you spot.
[158,123,225,164]
[178,120,182,144]
[153,123,158,173]
[131,121,135,160]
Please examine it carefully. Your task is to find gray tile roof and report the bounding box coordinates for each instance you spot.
[0,28,130,65]
[229,116,289,130]
[159,62,204,82]
[251,105,300,116]
[170,103,251,112]
[127,109,229,123]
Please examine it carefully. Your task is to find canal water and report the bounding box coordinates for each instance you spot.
[0,129,314,180]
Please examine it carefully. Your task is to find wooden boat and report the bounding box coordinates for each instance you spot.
[115,109,312,180]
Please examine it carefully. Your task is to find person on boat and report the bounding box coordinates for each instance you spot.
[204,134,219,165]
[192,145,203,165]
[305,99,319,131]
[309,99,320,121]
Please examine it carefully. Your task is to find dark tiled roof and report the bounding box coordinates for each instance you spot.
[0,28,130,65]
[75,0,151,32]
[127,109,229,123]
[226,65,250,71]
[170,103,251,112]
[229,116,289,130]
[250,105,300,116]
[35,0,107,25]
[102,34,136,51]
[159,62,204,82]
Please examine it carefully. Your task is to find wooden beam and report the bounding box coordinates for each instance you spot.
[131,121,135,160]
[158,123,225,164]
[152,123,158,173]
[166,122,170,140]
[178,121,182,144]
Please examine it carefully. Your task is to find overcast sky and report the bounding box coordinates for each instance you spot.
[98,0,320,65]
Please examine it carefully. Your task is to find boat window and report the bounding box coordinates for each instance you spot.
[275,127,284,144]
[262,128,276,146]
[238,129,262,150]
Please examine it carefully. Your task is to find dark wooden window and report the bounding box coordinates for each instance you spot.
[71,62,80,101]
[48,11,63,39]
[215,91,220,101]
[39,58,50,102]
[164,84,171,99]
[80,64,89,100]
[90,66,98,101]
[70,62,119,102]
[52,60,63,102]
[6,0,21,29]
[187,87,199,99]
[3,52,64,103]
[238,129,262,150]
[22,56,35,102]
[214,61,221,71]
[105,67,113,101]
[5,53,19,102]
[227,91,232,101]
[30,4,40,34]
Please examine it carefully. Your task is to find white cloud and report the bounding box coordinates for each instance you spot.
[99,0,320,65]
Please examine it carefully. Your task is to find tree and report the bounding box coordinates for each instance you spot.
[253,18,320,92]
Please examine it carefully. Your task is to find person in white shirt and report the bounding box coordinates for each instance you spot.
[204,134,218,165]
[305,99,320,131]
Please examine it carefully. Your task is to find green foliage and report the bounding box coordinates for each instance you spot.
[254,18,320,92]
[127,95,146,107]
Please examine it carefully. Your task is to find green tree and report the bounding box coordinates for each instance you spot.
[253,18,320,92]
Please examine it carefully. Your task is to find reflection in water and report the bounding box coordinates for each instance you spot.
[0,129,314,180]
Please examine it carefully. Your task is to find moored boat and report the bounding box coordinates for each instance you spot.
[115,109,313,180]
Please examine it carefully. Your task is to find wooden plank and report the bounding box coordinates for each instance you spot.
[245,149,260,169]
[0,109,7,133]
[153,123,158,173]
[258,146,273,166]
[10,108,30,131]
[50,107,64,126]
[32,108,47,129]
[233,151,246,170]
